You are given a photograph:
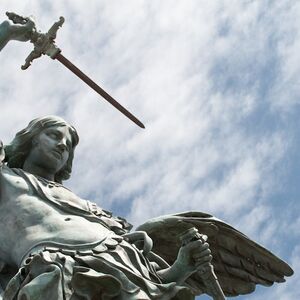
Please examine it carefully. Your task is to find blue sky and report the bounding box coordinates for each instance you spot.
[0,1,299,299]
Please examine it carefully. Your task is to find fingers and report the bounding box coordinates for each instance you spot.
[195,254,213,267]
[185,240,209,254]
[185,239,207,250]
[7,21,34,42]
[179,236,213,261]
[192,245,212,267]
[193,247,211,260]
[184,240,212,265]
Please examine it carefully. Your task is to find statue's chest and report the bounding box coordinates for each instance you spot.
[0,168,88,212]
[41,184,88,210]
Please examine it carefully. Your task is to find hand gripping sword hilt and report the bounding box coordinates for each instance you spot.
[6,12,29,25]
[6,12,64,70]
[179,227,226,300]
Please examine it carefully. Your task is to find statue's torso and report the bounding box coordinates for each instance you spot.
[0,166,112,267]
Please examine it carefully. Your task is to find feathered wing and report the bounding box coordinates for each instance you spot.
[136,211,294,297]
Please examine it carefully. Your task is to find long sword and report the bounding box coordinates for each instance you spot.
[6,12,145,129]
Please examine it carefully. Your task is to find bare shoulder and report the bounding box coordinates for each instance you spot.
[0,165,31,204]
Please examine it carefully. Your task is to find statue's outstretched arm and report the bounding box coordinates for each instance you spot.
[0,13,35,51]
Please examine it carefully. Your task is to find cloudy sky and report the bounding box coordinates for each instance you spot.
[0,1,299,299]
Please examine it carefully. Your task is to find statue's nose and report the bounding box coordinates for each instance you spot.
[57,140,67,151]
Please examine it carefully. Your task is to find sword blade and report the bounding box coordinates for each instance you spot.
[55,53,145,129]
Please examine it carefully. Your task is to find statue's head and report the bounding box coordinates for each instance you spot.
[4,116,79,183]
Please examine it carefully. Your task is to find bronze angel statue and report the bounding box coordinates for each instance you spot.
[0,15,293,300]
[0,115,293,300]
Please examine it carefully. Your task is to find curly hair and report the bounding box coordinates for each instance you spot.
[4,116,79,183]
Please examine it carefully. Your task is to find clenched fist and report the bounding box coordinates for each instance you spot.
[157,234,213,284]
[0,13,35,51]
[176,236,213,278]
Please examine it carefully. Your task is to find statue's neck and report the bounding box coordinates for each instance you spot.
[22,160,55,182]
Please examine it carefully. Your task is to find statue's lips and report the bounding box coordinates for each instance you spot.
[51,149,63,159]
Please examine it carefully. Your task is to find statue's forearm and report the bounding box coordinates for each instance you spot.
[157,261,190,284]
[0,21,11,51]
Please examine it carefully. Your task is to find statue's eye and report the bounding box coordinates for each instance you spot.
[48,131,59,139]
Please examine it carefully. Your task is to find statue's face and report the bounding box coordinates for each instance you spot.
[29,125,73,174]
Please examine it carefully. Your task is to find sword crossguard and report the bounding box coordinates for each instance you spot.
[21,16,64,70]
[6,12,64,70]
